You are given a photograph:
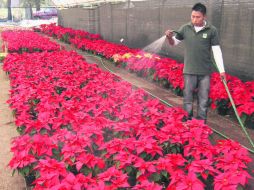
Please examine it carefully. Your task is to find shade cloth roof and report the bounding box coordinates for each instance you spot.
[50,0,145,7]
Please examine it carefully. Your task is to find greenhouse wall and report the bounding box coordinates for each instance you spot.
[58,7,99,33]
[58,0,254,80]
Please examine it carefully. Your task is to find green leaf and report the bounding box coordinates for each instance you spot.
[92,143,99,151]
[81,166,92,176]
[11,169,16,177]
[92,165,101,177]
[19,166,30,176]
[172,147,177,154]
[136,170,142,178]
[39,128,48,135]
[125,166,133,174]
[115,161,121,169]
[150,173,161,182]
[17,125,26,135]
[161,170,168,178]
[139,152,147,159]
[29,129,37,136]
[70,157,76,163]
[241,113,248,124]
[237,184,245,190]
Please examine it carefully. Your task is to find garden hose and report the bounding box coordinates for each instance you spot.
[85,54,254,153]
[212,61,254,150]
[221,78,254,149]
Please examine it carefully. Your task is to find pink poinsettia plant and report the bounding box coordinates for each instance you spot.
[35,24,102,43]
[1,30,61,53]
[4,48,252,189]
[36,24,254,125]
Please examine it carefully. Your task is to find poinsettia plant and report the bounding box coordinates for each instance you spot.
[1,30,61,53]
[4,45,252,189]
[36,24,254,128]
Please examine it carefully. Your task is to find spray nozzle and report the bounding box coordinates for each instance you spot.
[172,30,180,35]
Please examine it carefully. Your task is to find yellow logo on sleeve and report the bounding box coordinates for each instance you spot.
[202,33,208,38]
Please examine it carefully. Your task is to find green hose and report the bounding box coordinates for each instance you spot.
[212,61,254,150]
[85,54,254,153]
[221,78,254,148]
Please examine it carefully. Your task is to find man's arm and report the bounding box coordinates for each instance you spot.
[212,45,226,80]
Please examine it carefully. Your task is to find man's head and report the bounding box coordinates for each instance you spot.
[191,3,207,27]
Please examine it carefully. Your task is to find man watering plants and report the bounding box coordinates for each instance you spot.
[165,2,226,123]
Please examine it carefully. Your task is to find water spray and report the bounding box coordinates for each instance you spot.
[141,30,180,54]
[141,35,168,54]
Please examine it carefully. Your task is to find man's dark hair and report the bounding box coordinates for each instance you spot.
[192,3,207,15]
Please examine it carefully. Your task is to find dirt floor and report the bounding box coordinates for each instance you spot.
[0,66,26,189]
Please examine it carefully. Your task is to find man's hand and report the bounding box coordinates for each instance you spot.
[220,72,226,81]
[165,30,175,46]
[165,30,174,39]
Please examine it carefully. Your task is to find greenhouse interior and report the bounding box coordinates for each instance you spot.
[0,0,254,189]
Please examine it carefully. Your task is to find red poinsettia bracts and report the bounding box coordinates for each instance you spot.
[1,30,60,53]
[37,24,254,120]
[4,47,252,189]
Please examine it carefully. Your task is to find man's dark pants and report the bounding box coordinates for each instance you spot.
[183,74,210,121]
